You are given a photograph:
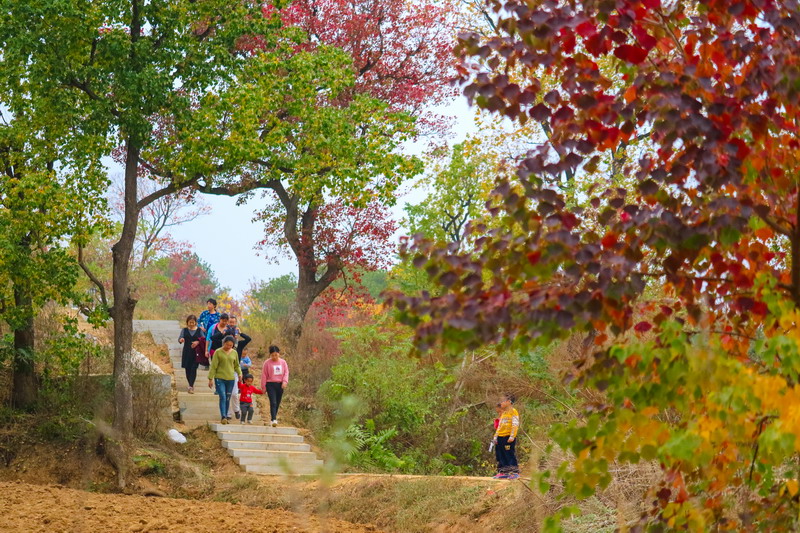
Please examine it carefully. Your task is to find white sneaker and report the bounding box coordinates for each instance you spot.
[271,420,277,427]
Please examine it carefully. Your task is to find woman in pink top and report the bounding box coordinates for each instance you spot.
[261,345,289,427]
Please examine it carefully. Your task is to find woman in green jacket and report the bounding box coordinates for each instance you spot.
[207,335,242,424]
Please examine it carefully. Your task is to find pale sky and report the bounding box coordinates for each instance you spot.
[168,96,479,297]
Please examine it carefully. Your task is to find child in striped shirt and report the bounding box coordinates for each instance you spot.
[493,393,520,479]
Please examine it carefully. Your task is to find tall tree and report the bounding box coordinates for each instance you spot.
[392,0,800,528]
[0,2,275,483]
[405,142,493,249]
[242,0,457,344]
[0,122,106,408]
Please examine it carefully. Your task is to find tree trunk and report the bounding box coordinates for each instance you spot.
[275,193,343,349]
[283,282,319,348]
[281,238,343,349]
[281,259,342,348]
[108,139,141,489]
[11,284,36,409]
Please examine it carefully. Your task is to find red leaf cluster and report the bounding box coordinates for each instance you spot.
[279,0,458,132]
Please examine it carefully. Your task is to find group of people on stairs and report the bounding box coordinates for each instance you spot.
[178,298,290,427]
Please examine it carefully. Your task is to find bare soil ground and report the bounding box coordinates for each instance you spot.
[0,481,378,533]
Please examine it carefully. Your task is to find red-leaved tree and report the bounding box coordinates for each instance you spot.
[168,252,217,304]
[246,0,456,344]
[390,0,800,528]
[257,195,397,340]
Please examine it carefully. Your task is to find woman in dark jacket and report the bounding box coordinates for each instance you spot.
[178,315,205,393]
[207,313,232,358]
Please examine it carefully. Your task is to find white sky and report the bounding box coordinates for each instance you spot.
[168,96,479,297]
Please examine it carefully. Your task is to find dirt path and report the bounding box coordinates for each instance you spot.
[0,481,378,533]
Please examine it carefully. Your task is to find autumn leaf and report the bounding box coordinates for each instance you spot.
[613,44,649,64]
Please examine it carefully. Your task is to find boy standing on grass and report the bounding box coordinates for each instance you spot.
[493,393,520,480]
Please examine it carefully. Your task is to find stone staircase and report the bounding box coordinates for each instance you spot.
[209,423,323,474]
[132,319,323,476]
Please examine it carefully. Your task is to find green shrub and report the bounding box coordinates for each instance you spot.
[132,455,166,476]
[316,321,450,473]
[345,420,405,471]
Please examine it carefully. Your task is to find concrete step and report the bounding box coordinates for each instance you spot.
[175,382,215,390]
[181,408,261,416]
[178,395,257,403]
[244,464,320,475]
[177,389,217,395]
[178,402,245,410]
[182,415,261,424]
[178,394,251,404]
[180,412,257,421]
[236,455,320,467]
[179,405,259,414]
[182,409,251,416]
[179,375,257,383]
[175,381,218,390]
[215,433,304,444]
[211,424,296,435]
[219,439,310,452]
[181,414,258,424]
[228,447,316,459]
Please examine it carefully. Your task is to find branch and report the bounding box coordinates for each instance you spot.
[315,257,343,296]
[66,79,121,118]
[685,329,759,342]
[137,182,181,211]
[77,245,108,309]
[197,177,284,199]
[757,210,793,237]
[748,415,776,483]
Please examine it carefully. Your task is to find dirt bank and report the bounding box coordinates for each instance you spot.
[0,481,378,533]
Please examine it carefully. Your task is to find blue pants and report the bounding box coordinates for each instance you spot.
[214,378,235,419]
[495,436,519,474]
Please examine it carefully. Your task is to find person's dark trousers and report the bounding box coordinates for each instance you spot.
[185,361,198,388]
[266,382,284,420]
[214,378,235,419]
[240,402,255,422]
[496,436,519,474]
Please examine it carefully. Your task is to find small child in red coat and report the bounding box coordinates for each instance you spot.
[237,375,264,424]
